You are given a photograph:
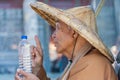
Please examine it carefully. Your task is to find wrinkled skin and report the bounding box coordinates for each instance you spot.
[15,21,78,80]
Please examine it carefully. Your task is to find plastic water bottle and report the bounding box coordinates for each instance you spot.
[18,35,32,75]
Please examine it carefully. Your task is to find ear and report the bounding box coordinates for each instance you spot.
[67,26,78,38]
[73,32,79,39]
[72,30,78,39]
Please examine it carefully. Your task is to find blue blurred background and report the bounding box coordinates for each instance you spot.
[0,0,120,80]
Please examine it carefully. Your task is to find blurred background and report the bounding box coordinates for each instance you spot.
[0,0,120,80]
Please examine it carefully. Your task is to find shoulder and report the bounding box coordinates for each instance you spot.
[69,49,115,76]
[85,49,111,66]
[74,49,111,69]
[68,49,117,80]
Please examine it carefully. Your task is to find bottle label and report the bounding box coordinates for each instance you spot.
[22,44,32,73]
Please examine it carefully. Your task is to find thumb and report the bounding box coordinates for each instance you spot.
[17,69,28,77]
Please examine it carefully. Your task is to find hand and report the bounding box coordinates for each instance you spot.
[31,35,43,75]
[15,69,40,80]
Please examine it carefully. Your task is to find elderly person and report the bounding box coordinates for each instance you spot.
[15,2,117,80]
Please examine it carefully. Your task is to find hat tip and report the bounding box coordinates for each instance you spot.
[30,2,36,7]
[30,1,40,7]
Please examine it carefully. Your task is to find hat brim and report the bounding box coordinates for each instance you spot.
[30,2,114,63]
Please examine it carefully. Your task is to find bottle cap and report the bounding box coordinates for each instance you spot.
[21,35,27,39]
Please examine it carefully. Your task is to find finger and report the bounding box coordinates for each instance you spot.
[15,72,21,80]
[15,75,21,80]
[30,45,35,53]
[32,59,35,67]
[34,35,43,57]
[17,69,28,77]
[34,35,42,50]
[15,76,21,80]
[33,48,43,57]
[30,45,36,58]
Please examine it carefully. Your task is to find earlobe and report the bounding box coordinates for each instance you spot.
[73,32,78,39]
[71,29,78,39]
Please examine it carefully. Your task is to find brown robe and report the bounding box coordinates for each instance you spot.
[38,49,117,80]
[66,49,118,80]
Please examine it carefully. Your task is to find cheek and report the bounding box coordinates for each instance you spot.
[60,34,73,47]
[54,30,73,49]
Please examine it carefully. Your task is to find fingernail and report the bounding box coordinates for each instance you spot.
[17,69,21,72]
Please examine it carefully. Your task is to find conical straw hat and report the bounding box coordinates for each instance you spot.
[30,2,114,63]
